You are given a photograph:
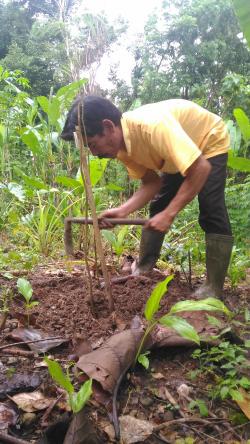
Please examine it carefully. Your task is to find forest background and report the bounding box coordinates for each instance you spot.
[0,0,250,285]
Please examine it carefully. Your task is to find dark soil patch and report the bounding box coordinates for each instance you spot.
[0,262,249,443]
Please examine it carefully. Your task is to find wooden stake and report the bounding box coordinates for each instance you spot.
[73,130,114,312]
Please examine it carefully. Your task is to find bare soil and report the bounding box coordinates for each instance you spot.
[0,261,249,444]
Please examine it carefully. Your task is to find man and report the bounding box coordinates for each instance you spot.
[61,95,233,299]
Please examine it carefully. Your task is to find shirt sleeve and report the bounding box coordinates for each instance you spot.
[150,113,202,176]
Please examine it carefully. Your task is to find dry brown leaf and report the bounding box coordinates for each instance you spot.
[77,328,144,393]
[11,391,53,412]
[151,373,165,380]
[235,388,250,419]
[119,415,154,443]
[8,327,68,353]
[0,403,18,430]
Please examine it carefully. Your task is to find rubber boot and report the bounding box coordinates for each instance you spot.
[132,228,165,275]
[195,233,233,299]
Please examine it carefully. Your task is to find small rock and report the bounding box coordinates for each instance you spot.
[140,396,154,407]
[177,383,191,399]
[136,412,146,421]
[22,412,37,426]
[163,410,174,421]
[120,415,154,444]
[130,395,139,406]
[7,357,18,364]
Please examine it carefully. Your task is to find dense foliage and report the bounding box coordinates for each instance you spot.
[0,0,249,284]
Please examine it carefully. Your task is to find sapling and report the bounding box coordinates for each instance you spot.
[136,275,232,366]
[102,225,129,258]
[44,357,92,413]
[17,277,39,326]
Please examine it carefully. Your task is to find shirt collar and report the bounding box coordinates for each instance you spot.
[120,116,132,155]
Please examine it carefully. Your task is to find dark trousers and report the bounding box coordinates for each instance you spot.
[149,153,232,236]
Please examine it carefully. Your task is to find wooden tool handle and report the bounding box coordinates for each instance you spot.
[65,217,147,225]
[64,217,146,257]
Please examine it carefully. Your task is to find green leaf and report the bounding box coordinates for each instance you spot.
[89,158,109,186]
[239,377,250,389]
[17,278,33,303]
[220,386,229,399]
[20,128,41,155]
[48,98,60,125]
[233,108,250,143]
[228,150,250,172]
[102,230,117,245]
[70,379,92,413]
[28,301,39,308]
[169,297,231,317]
[206,315,222,327]
[56,79,87,104]
[37,96,49,114]
[138,352,150,369]
[189,399,208,417]
[159,315,200,344]
[22,176,48,190]
[232,0,250,48]
[7,182,25,202]
[55,176,83,190]
[144,275,174,321]
[105,183,124,191]
[44,358,74,395]
[244,340,250,348]
[229,389,244,402]
[244,308,250,323]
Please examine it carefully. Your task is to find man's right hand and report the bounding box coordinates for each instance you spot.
[98,207,127,228]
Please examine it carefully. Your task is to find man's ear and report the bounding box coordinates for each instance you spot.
[102,119,116,134]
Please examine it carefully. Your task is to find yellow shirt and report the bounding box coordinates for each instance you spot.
[117,99,230,179]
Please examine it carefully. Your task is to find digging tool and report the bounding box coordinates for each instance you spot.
[64,217,146,256]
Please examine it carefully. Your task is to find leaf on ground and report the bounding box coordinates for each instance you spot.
[119,415,154,443]
[0,373,41,400]
[8,327,68,353]
[11,391,53,413]
[151,372,165,380]
[0,403,18,430]
[77,328,144,393]
[235,388,250,419]
[63,409,102,444]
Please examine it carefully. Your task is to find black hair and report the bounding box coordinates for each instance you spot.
[61,95,122,141]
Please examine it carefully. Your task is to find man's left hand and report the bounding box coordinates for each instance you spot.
[145,211,173,233]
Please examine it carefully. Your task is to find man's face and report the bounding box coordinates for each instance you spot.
[86,120,124,159]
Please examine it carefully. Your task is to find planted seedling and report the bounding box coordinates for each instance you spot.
[136,275,232,366]
[17,277,39,326]
[102,225,129,258]
[45,357,92,413]
[138,351,151,369]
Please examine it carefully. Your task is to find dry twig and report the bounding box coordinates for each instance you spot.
[0,336,67,351]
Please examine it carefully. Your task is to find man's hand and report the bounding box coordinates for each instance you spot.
[145,211,173,233]
[98,170,162,228]
[98,207,126,228]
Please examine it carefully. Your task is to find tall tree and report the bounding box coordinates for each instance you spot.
[128,0,250,112]
[1,0,123,95]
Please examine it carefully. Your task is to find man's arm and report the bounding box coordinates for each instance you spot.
[146,154,211,232]
[100,170,162,220]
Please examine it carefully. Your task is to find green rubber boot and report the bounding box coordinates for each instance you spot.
[132,228,165,275]
[195,233,233,299]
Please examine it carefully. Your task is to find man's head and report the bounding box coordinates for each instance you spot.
[61,95,124,158]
